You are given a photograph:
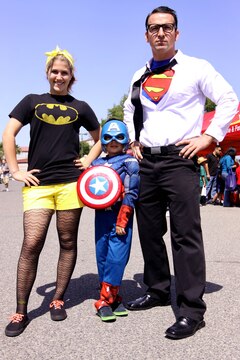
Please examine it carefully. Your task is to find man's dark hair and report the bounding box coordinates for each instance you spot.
[145,6,178,30]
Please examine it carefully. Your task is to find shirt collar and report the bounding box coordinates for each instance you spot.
[146,49,182,71]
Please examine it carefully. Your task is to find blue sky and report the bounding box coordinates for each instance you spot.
[1,0,239,146]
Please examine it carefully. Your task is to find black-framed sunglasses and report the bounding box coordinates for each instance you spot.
[147,23,176,35]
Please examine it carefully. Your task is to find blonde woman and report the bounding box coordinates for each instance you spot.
[3,46,101,337]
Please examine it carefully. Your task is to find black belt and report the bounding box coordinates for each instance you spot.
[142,145,183,155]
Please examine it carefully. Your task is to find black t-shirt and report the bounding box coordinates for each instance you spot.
[207,153,220,176]
[9,93,100,185]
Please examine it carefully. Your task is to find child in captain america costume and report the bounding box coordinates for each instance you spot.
[91,119,139,321]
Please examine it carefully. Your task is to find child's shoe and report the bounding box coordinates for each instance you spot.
[5,313,30,337]
[97,306,116,322]
[111,301,128,316]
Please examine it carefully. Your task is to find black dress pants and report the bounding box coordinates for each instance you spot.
[136,151,206,321]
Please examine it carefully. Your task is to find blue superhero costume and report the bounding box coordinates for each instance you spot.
[92,153,139,286]
[92,119,139,316]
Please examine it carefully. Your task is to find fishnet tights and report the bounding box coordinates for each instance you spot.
[16,208,82,314]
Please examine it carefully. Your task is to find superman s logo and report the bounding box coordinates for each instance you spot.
[143,69,174,102]
[35,103,78,125]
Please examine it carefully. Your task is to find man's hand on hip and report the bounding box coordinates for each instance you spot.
[176,134,215,159]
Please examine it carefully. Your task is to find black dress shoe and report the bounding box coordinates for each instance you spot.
[165,316,205,339]
[126,294,170,311]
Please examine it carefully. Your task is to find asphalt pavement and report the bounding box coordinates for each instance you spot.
[1,180,240,360]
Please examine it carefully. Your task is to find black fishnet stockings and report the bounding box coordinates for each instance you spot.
[16,208,82,314]
[53,208,82,300]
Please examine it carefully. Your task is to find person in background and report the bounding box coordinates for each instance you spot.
[123,5,239,339]
[91,119,139,322]
[235,160,240,205]
[198,157,208,206]
[2,46,101,337]
[211,167,225,206]
[219,147,237,207]
[205,145,222,204]
[1,158,10,191]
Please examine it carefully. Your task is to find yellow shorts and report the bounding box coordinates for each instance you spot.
[22,182,84,212]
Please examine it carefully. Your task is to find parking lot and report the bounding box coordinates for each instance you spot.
[1,180,240,359]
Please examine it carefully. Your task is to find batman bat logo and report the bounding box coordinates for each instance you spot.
[35,103,78,125]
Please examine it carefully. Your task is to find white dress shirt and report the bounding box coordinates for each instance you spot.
[124,50,239,147]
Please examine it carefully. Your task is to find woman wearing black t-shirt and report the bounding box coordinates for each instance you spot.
[3,46,101,337]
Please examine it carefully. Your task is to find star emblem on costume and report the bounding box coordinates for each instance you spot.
[104,162,112,167]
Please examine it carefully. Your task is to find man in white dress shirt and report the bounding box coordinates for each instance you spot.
[124,6,238,339]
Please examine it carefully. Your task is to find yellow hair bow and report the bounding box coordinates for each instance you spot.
[45,45,74,67]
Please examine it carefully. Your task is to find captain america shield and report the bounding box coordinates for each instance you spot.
[77,165,122,209]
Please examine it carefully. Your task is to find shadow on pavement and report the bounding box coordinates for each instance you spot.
[27,272,222,321]
[28,273,142,320]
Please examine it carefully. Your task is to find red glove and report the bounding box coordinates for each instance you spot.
[116,205,133,228]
